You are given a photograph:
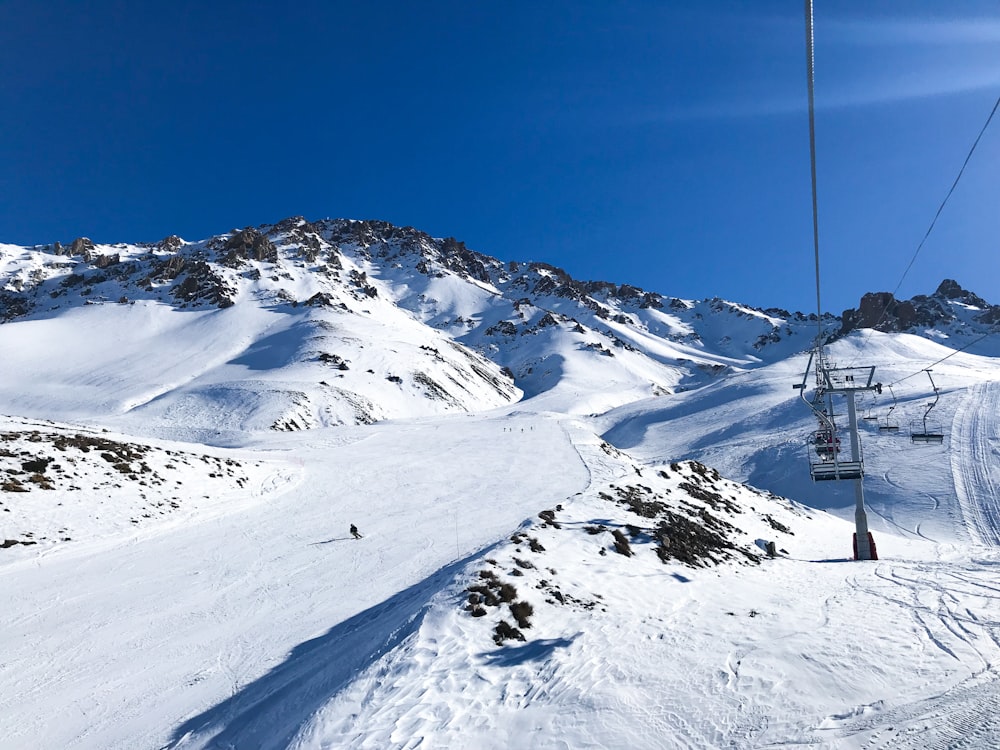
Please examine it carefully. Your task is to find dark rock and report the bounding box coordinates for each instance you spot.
[70,237,95,258]
[935,279,988,308]
[220,227,277,266]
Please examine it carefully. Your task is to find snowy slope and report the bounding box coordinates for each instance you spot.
[0,218,831,432]
[2,218,1000,749]
[4,410,1000,749]
[598,330,1000,546]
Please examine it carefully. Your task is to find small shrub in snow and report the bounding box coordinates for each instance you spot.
[510,600,534,629]
[513,557,535,569]
[493,620,525,645]
[498,583,518,603]
[538,509,561,528]
[466,583,500,607]
[20,458,51,473]
[528,537,545,553]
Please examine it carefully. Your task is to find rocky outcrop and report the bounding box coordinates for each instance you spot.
[170,261,235,308]
[70,237,96,259]
[219,227,278,267]
[840,292,917,333]
[934,278,989,309]
[839,279,1000,335]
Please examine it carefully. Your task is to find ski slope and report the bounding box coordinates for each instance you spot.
[1,264,1000,747]
[598,333,1000,549]
[951,381,1000,546]
[0,415,588,749]
[2,399,1000,749]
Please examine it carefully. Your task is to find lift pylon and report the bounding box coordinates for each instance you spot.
[797,351,881,560]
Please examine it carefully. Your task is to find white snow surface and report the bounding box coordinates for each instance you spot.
[2,225,1000,749]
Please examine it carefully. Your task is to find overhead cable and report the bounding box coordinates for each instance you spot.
[853,94,1000,350]
[804,0,823,347]
[887,330,994,387]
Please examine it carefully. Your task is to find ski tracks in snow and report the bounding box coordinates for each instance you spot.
[950,382,1000,546]
[825,556,1000,749]
[845,670,1000,750]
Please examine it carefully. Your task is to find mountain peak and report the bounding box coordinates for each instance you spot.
[934,278,988,308]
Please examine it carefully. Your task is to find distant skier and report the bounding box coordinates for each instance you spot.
[350,524,362,539]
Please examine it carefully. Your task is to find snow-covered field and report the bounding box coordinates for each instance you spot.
[2,229,1000,748]
[4,388,1000,748]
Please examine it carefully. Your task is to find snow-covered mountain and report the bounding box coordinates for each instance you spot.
[1,217,844,435]
[2,217,1000,749]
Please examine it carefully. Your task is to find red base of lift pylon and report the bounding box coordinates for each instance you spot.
[852,532,878,561]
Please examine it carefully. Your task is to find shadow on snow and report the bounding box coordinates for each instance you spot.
[479,635,578,667]
[165,550,487,750]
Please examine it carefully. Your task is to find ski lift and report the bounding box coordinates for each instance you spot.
[862,400,878,421]
[910,370,944,444]
[878,385,899,432]
[796,351,867,482]
[808,427,863,481]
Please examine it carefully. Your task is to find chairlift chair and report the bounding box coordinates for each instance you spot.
[807,429,863,481]
[878,385,900,432]
[910,370,944,444]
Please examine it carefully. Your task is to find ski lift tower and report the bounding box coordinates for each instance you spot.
[797,352,883,560]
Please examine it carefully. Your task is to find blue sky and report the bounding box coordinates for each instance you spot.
[2,1,998,314]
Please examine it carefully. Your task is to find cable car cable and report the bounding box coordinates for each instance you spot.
[886,330,994,388]
[849,93,1000,361]
[804,0,824,348]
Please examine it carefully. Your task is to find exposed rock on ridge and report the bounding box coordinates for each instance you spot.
[839,279,1000,335]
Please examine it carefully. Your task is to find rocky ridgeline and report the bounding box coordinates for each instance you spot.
[462,457,807,647]
[0,217,823,348]
[3,218,991,421]
[4,220,991,344]
[838,279,1000,336]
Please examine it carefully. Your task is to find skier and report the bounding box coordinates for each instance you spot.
[350,524,362,539]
